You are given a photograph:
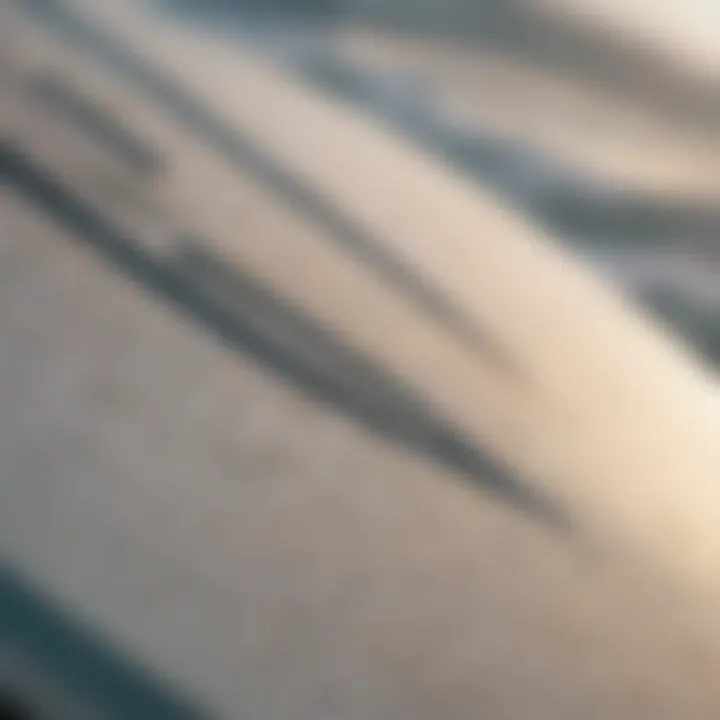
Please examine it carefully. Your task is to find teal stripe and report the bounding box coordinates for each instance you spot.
[0,565,206,719]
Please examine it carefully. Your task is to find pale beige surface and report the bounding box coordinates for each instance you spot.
[40,0,720,586]
[2,1,720,717]
[2,170,720,719]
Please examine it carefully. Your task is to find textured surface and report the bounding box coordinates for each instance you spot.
[1,182,719,718]
[2,1,720,717]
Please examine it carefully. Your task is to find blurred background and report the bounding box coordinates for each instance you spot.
[1,0,719,717]
[159,0,720,363]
